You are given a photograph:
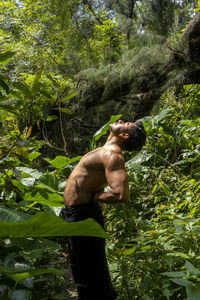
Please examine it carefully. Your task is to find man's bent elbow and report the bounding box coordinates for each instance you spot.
[119,195,129,203]
[110,190,129,203]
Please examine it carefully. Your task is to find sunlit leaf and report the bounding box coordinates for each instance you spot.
[92,114,122,144]
[16,167,43,179]
[53,107,72,114]
[48,156,81,169]
[57,91,78,103]
[45,115,58,121]
[160,182,170,195]
[0,51,15,64]
[23,189,63,207]
[28,151,41,161]
[25,126,32,139]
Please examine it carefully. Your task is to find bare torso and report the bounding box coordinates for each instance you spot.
[64,146,129,206]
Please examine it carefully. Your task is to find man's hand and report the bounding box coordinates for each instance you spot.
[92,189,104,203]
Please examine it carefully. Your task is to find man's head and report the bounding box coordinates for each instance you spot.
[110,120,146,151]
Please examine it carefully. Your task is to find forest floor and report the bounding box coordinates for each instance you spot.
[61,251,78,300]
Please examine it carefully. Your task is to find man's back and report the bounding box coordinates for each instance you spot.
[64,146,127,206]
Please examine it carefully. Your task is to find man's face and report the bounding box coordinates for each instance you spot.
[109,120,136,135]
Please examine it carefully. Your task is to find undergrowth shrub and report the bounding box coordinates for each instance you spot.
[104,86,200,299]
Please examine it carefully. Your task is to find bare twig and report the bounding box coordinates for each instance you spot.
[58,104,68,156]
[42,121,68,154]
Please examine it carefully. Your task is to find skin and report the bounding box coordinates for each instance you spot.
[64,120,136,206]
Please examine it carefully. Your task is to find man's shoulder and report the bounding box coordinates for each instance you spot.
[102,149,125,167]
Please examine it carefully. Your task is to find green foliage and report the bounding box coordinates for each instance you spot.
[89,12,126,66]
[46,155,82,169]
[92,114,122,147]
[1,1,200,298]
[0,265,63,284]
[1,73,200,299]
[0,211,107,239]
[0,66,105,298]
[102,89,200,299]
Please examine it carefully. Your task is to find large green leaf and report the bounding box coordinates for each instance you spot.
[186,285,200,300]
[23,189,64,206]
[11,289,31,300]
[0,285,31,300]
[162,271,186,278]
[9,89,23,101]
[16,167,43,179]
[139,107,172,128]
[12,179,26,193]
[0,265,62,283]
[169,278,193,287]
[126,149,152,167]
[185,261,200,276]
[0,206,31,222]
[0,212,107,238]
[12,237,60,252]
[47,156,81,169]
[92,114,122,144]
[36,173,59,192]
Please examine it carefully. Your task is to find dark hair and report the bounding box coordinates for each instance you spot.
[124,121,146,151]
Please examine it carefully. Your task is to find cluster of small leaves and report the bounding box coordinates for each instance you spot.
[89,11,126,66]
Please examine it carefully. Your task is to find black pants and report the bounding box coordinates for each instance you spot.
[60,202,117,300]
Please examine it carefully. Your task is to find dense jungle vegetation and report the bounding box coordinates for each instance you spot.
[1,0,200,299]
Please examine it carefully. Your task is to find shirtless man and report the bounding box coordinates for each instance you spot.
[61,119,146,300]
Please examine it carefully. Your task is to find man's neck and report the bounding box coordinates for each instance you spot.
[103,133,124,153]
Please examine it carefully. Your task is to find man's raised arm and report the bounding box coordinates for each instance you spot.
[93,152,130,204]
